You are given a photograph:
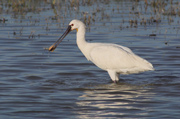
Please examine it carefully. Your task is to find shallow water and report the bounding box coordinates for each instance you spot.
[0,0,180,118]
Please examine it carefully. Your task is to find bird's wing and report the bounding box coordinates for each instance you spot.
[89,44,153,74]
[113,44,134,54]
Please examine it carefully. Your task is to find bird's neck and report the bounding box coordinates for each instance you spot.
[76,25,88,51]
[76,25,92,60]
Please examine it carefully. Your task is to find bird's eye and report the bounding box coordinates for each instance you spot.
[71,24,74,26]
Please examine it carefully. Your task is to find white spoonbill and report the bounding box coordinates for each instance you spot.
[49,19,154,83]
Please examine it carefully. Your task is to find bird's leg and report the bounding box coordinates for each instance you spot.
[116,73,120,83]
[107,70,119,83]
[113,80,118,83]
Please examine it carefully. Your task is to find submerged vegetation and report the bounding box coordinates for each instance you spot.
[1,0,180,25]
[0,0,179,46]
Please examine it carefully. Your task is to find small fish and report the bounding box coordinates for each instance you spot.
[45,45,56,52]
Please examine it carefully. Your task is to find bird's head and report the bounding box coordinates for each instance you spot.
[48,19,83,52]
[69,19,85,32]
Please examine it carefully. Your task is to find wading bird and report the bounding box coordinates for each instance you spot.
[48,19,154,83]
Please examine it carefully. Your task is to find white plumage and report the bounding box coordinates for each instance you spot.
[50,19,154,83]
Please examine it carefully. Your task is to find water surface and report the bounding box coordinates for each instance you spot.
[0,0,180,118]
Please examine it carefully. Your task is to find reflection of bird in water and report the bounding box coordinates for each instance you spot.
[76,83,155,118]
[49,19,154,83]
